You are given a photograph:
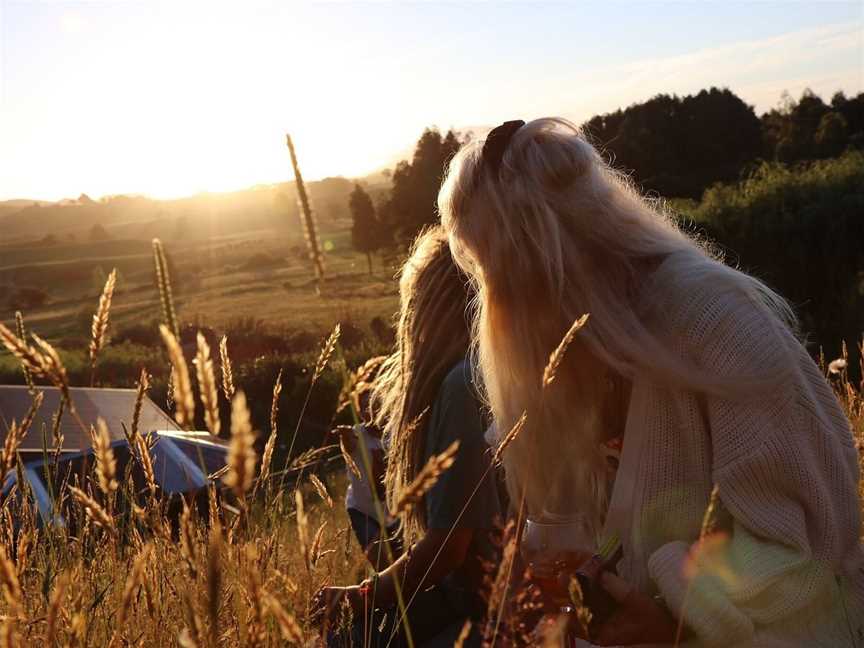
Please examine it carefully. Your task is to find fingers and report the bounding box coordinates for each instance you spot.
[598,570,634,603]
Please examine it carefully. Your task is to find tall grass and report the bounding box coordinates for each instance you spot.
[0,242,861,648]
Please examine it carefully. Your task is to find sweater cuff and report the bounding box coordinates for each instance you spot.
[648,541,754,646]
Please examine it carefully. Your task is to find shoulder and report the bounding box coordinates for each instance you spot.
[645,253,798,378]
[436,359,479,408]
[428,359,485,441]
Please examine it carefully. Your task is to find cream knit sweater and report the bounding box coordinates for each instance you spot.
[602,266,864,647]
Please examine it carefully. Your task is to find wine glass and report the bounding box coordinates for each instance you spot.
[521,514,595,611]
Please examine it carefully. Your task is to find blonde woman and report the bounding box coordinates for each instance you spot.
[311,226,501,647]
[438,118,863,646]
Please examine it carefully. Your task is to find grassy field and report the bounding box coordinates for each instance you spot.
[1,216,399,344]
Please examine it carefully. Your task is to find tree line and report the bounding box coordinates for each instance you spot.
[347,86,863,354]
[349,86,863,270]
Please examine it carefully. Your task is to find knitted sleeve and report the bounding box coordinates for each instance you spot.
[647,283,861,646]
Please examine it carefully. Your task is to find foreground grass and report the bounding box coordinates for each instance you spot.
[0,343,859,648]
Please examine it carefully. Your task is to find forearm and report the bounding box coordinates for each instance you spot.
[364,528,472,609]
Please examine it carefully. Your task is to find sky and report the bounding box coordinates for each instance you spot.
[0,0,861,201]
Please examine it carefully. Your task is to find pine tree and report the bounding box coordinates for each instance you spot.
[349,184,379,275]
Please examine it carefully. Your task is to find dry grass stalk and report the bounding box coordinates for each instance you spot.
[152,238,179,338]
[0,323,45,377]
[699,484,722,541]
[568,576,592,638]
[259,370,283,486]
[294,490,310,572]
[309,473,333,508]
[286,133,326,281]
[485,531,517,635]
[336,354,387,414]
[179,501,198,576]
[134,434,157,499]
[224,391,257,499]
[30,333,73,408]
[0,619,18,648]
[46,570,70,643]
[167,366,176,409]
[116,545,150,627]
[50,398,65,461]
[18,390,43,439]
[0,326,74,415]
[177,628,200,648]
[68,485,114,533]
[14,531,31,580]
[313,324,341,380]
[91,418,118,498]
[88,268,117,385]
[542,313,589,388]
[206,525,222,646]
[195,332,221,437]
[0,546,24,619]
[263,591,304,644]
[0,422,23,479]
[675,483,723,646]
[493,410,528,464]
[287,444,339,472]
[336,427,361,478]
[159,325,195,429]
[310,520,327,566]
[394,439,460,516]
[453,621,472,648]
[218,335,235,401]
[179,589,205,648]
[13,312,34,393]
[131,368,150,444]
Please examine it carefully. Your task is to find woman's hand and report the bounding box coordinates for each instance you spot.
[591,572,677,646]
[309,585,363,628]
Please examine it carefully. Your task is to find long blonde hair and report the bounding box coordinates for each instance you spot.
[438,117,796,525]
[373,226,473,543]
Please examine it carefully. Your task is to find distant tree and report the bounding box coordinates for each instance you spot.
[380,127,462,243]
[78,193,95,205]
[40,234,58,246]
[815,112,849,158]
[761,88,836,163]
[89,223,110,242]
[587,88,761,197]
[349,183,381,274]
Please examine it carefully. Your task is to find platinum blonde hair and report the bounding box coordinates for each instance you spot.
[438,117,796,525]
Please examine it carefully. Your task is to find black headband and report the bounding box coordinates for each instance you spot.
[479,119,525,181]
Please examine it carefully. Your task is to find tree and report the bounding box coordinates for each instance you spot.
[585,88,761,198]
[380,128,462,243]
[815,112,849,158]
[349,184,381,274]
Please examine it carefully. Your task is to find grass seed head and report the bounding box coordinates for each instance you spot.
[313,324,341,380]
[88,268,117,384]
[91,418,118,497]
[542,313,589,388]
[219,335,235,401]
[224,391,257,499]
[195,332,221,437]
[159,325,195,429]
[394,439,460,516]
